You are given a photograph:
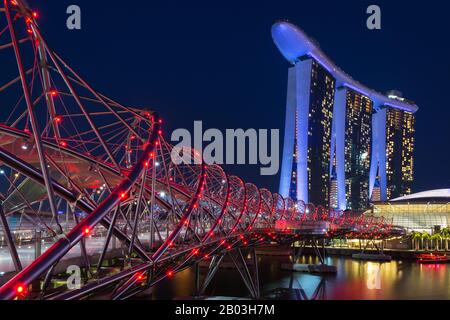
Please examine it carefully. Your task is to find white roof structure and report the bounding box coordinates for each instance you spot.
[391,189,450,202]
[271,21,419,113]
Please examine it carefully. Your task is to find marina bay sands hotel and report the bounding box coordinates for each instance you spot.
[273,21,419,211]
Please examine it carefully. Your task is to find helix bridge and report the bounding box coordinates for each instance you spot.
[0,0,400,300]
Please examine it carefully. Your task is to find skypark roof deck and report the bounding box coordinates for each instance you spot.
[271,21,419,113]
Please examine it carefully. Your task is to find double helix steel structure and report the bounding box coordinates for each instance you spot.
[0,0,399,300]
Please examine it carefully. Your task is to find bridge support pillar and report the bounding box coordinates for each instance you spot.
[198,253,226,297]
[0,203,22,272]
[197,248,261,300]
[228,248,260,299]
[282,238,337,274]
[194,262,200,297]
[35,229,42,259]
[352,239,392,261]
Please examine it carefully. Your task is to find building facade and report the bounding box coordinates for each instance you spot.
[273,21,419,211]
[279,58,335,206]
[343,89,373,210]
[367,190,450,233]
[385,106,415,199]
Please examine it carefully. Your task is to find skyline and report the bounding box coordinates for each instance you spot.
[33,0,450,193]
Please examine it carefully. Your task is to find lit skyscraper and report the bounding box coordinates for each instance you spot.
[371,176,382,202]
[330,168,339,209]
[278,56,335,206]
[343,89,373,210]
[272,21,418,210]
[382,103,415,199]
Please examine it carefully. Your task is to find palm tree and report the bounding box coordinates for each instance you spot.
[410,231,423,251]
[431,233,442,251]
[422,232,431,252]
[441,228,450,252]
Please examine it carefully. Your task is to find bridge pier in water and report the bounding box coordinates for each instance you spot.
[195,247,261,300]
[352,239,392,262]
[281,238,337,274]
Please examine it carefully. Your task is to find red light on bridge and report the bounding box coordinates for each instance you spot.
[50,90,57,97]
[119,192,128,200]
[204,254,209,260]
[15,284,27,296]
[83,227,91,236]
[32,11,38,18]
[60,141,67,147]
[135,272,145,282]
[54,116,62,124]
[167,271,173,278]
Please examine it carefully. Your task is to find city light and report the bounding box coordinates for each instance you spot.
[120,192,128,200]
[15,284,27,296]
[83,227,91,236]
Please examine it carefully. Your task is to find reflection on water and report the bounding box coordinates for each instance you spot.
[147,255,450,300]
[366,262,381,290]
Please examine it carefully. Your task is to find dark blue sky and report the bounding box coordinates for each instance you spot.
[33,0,450,193]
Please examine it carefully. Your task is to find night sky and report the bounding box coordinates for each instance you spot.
[31,0,450,194]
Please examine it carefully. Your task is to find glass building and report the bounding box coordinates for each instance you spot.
[371,176,382,202]
[308,59,335,206]
[386,107,415,199]
[344,90,373,210]
[288,111,298,200]
[367,190,450,233]
[329,169,339,209]
[278,57,335,206]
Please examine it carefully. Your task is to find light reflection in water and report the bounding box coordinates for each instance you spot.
[140,256,450,300]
